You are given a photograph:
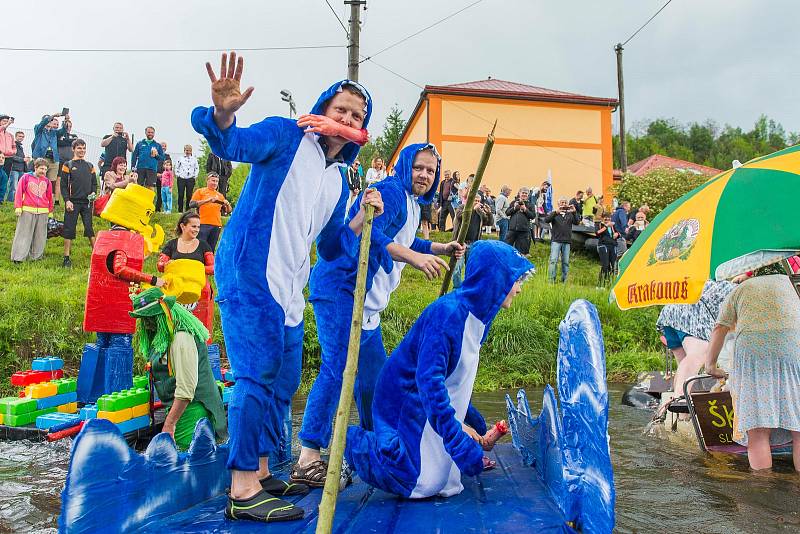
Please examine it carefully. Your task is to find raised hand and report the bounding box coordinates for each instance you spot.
[296,114,369,146]
[205,51,255,127]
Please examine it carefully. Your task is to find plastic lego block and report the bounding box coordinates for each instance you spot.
[25,382,58,399]
[36,411,80,430]
[11,369,63,387]
[37,392,78,410]
[0,413,3,425]
[116,415,150,434]
[76,341,134,404]
[207,344,222,381]
[133,375,149,390]
[96,388,149,412]
[97,407,132,424]
[32,357,64,372]
[223,369,235,382]
[80,405,98,420]
[222,386,233,405]
[131,403,149,419]
[53,378,78,394]
[58,402,79,414]
[1,397,38,415]
[5,407,57,427]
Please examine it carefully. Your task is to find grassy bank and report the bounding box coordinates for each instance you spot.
[0,203,662,396]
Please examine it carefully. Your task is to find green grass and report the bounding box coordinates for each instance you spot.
[0,203,663,396]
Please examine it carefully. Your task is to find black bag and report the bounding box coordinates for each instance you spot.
[47,217,64,239]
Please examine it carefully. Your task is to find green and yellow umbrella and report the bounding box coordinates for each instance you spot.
[612,144,800,310]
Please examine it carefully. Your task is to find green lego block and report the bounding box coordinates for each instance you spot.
[97,388,150,412]
[5,406,57,427]
[0,397,38,416]
[52,378,78,394]
[133,375,149,390]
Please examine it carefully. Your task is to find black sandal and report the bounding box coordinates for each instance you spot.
[225,489,304,522]
[289,459,328,488]
[260,474,310,496]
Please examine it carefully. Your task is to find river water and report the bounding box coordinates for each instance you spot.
[1,385,798,532]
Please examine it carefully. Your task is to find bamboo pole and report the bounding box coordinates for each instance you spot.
[316,202,375,534]
[439,122,497,296]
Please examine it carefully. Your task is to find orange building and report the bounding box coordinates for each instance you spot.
[390,79,618,201]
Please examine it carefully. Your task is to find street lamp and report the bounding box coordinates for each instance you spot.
[280,89,296,118]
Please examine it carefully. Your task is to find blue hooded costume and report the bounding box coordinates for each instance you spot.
[345,240,534,498]
[190,80,372,471]
[299,143,441,451]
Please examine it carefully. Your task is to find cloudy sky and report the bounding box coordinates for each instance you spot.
[2,0,797,153]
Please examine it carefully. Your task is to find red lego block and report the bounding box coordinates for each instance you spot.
[10,369,64,387]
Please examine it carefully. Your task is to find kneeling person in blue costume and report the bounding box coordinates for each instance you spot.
[345,240,534,498]
[293,143,465,486]
[191,51,383,522]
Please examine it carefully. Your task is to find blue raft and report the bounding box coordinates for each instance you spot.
[59,300,615,533]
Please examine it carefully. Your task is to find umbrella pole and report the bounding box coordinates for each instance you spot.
[316,203,375,534]
[439,122,497,296]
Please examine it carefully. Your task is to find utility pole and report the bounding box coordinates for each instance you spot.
[345,0,365,81]
[615,43,627,173]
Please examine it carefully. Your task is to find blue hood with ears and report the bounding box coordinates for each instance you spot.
[393,143,441,205]
[309,80,373,166]
[456,240,535,324]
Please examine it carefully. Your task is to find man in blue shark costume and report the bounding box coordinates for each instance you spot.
[292,143,465,485]
[191,52,383,522]
[345,240,534,498]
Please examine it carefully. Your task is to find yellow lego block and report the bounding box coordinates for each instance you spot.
[58,402,78,414]
[97,408,132,424]
[131,403,149,419]
[0,413,4,425]
[25,382,58,399]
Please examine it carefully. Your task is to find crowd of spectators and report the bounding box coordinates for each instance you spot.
[1,112,234,268]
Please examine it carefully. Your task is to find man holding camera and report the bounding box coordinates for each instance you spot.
[543,197,578,283]
[100,122,134,176]
[504,187,535,254]
[131,126,165,191]
[32,112,69,205]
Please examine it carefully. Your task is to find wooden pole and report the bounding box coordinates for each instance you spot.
[615,43,627,173]
[439,122,497,296]
[316,203,375,534]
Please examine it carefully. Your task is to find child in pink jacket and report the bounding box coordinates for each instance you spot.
[12,158,54,263]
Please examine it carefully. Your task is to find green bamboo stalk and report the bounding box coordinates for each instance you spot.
[439,121,497,296]
[316,203,375,534]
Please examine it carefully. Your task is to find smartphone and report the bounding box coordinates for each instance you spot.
[62,107,69,116]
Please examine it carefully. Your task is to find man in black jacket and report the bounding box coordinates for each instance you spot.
[60,139,98,268]
[206,152,233,196]
[504,187,535,254]
[437,170,456,231]
[543,197,578,282]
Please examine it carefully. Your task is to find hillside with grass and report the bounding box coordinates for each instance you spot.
[0,203,662,396]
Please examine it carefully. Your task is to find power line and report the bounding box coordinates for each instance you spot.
[358,0,486,64]
[363,57,606,173]
[0,44,344,53]
[621,0,674,46]
[323,0,350,37]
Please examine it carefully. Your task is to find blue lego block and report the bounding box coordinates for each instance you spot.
[77,339,134,404]
[223,370,235,382]
[32,357,64,371]
[116,415,150,434]
[222,386,233,405]
[207,344,222,381]
[36,392,78,410]
[80,404,98,420]
[36,411,80,430]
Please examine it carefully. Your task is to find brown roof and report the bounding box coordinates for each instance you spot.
[626,154,721,177]
[424,79,618,107]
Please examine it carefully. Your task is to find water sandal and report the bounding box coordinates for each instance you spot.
[260,474,310,496]
[225,489,303,522]
[482,456,497,471]
[289,459,328,488]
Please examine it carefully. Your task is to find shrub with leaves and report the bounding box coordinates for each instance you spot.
[612,168,707,219]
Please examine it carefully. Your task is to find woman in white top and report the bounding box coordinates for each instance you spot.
[174,144,199,212]
[365,157,387,184]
